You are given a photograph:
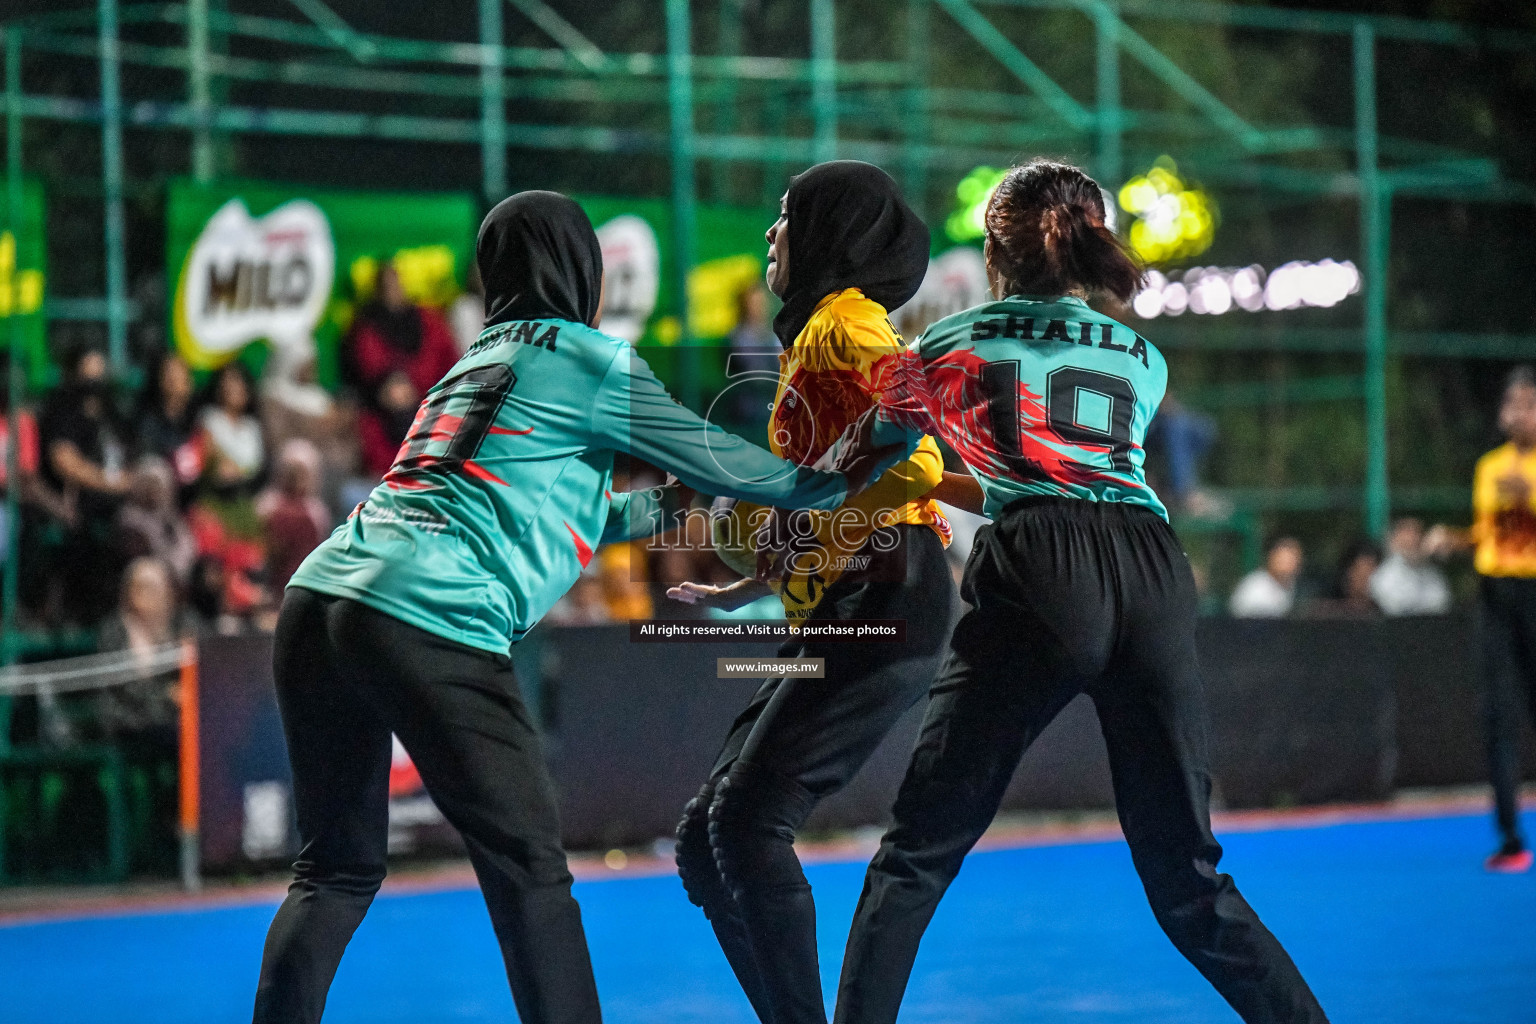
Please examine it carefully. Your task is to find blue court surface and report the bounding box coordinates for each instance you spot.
[2,809,1533,1024]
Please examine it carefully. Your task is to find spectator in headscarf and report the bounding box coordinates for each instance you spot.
[256,438,331,594]
[116,457,197,591]
[343,261,460,478]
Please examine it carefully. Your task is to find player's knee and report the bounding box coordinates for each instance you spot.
[1146,886,1226,954]
[707,765,812,886]
[1137,855,1232,947]
[675,785,725,910]
[291,858,387,901]
[882,775,985,873]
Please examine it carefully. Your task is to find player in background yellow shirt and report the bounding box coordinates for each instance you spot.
[667,162,959,1024]
[1472,365,1536,872]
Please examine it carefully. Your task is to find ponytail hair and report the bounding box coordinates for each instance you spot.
[984,158,1143,303]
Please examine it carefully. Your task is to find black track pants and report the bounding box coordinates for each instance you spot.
[252,588,601,1024]
[834,497,1329,1024]
[1480,575,1536,849]
[675,525,956,1024]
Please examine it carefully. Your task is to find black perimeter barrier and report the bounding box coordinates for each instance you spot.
[196,613,1535,869]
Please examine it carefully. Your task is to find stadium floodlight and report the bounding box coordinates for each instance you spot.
[1117,157,1218,265]
[1132,261,1362,319]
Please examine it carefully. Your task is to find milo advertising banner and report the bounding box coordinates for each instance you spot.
[577,196,773,405]
[578,196,769,345]
[1,180,48,389]
[168,182,782,401]
[168,181,986,408]
[167,180,480,386]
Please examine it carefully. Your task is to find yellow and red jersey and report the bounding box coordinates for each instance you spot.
[765,287,950,621]
[1472,442,1536,578]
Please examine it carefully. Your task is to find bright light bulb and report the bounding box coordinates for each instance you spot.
[1133,287,1164,319]
[1162,282,1188,315]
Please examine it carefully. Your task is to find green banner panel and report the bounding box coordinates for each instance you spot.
[577,196,775,402]
[166,179,479,388]
[1,179,47,390]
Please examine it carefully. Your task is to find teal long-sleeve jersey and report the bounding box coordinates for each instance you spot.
[291,318,847,654]
[869,294,1168,520]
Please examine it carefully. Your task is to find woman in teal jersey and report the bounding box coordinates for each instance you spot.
[828,161,1330,1024]
[251,192,890,1024]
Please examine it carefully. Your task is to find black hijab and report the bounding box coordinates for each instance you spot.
[478,190,603,328]
[772,160,931,347]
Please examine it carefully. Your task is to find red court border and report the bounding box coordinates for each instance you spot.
[0,790,1525,929]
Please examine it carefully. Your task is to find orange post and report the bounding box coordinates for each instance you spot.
[177,639,201,891]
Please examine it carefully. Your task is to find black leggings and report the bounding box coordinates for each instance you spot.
[1481,574,1536,850]
[675,525,956,1024]
[834,498,1328,1024]
[253,588,601,1024]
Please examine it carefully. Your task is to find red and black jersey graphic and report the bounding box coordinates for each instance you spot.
[878,347,1142,492]
[770,365,873,466]
[383,364,522,490]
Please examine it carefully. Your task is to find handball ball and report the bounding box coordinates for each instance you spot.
[710,496,768,578]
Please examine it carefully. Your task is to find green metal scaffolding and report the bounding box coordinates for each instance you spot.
[0,0,1531,583]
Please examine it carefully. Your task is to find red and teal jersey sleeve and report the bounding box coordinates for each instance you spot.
[290,319,845,654]
[875,295,1168,520]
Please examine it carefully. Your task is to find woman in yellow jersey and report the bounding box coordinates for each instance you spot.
[667,161,959,1024]
[1470,366,1536,872]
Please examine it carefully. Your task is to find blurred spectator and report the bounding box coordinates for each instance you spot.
[186,362,269,629]
[198,362,267,503]
[450,261,486,354]
[38,346,130,625]
[192,360,269,594]
[97,557,185,713]
[116,457,197,591]
[257,439,331,594]
[95,556,186,874]
[727,284,780,430]
[1371,517,1452,616]
[344,261,459,479]
[186,552,251,635]
[1229,535,1303,618]
[1147,393,1218,513]
[134,351,202,494]
[258,344,359,518]
[1319,538,1382,618]
[182,501,266,628]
